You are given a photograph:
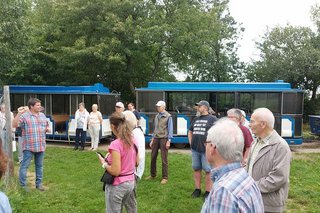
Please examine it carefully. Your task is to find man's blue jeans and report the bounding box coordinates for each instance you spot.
[19,150,45,188]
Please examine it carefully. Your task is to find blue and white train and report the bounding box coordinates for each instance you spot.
[136,80,304,146]
[9,83,119,142]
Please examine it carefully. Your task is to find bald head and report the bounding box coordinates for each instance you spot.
[250,108,274,138]
[252,108,274,129]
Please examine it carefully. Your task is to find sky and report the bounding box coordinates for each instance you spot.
[229,0,319,62]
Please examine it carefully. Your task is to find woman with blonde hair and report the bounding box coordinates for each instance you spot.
[98,112,138,213]
[88,104,103,151]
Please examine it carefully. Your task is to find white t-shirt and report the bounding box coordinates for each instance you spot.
[133,127,145,179]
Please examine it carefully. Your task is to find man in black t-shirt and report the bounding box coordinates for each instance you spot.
[188,100,217,198]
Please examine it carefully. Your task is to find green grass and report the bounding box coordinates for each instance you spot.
[286,153,320,212]
[1,147,320,212]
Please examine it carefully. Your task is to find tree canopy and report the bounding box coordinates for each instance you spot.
[0,0,319,106]
[1,0,243,101]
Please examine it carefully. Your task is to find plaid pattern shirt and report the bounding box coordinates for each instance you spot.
[19,111,48,152]
[201,162,264,213]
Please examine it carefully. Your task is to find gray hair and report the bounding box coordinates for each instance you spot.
[206,118,244,162]
[123,110,137,130]
[252,108,275,129]
[227,108,242,121]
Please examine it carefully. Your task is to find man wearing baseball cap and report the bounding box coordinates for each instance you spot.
[146,100,173,184]
[115,102,125,113]
[188,100,217,198]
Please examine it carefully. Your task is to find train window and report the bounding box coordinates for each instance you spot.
[52,95,70,114]
[283,92,303,114]
[167,92,209,113]
[217,93,235,117]
[99,95,117,115]
[239,92,281,115]
[84,95,98,111]
[239,93,252,114]
[137,92,163,112]
[252,93,281,114]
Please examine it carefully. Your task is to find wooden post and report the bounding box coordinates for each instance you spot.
[3,86,14,187]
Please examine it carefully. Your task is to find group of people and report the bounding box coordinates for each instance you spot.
[73,102,103,151]
[141,99,291,213]
[73,101,141,152]
[0,97,292,213]
[188,101,291,213]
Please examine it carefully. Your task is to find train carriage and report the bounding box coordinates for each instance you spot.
[9,83,119,142]
[136,80,304,145]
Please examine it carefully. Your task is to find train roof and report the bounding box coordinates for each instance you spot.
[136,81,304,92]
[9,83,113,95]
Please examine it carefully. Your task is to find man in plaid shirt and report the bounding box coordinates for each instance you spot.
[201,119,264,213]
[13,98,49,191]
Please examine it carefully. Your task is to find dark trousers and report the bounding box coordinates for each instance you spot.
[75,128,86,148]
[150,138,168,179]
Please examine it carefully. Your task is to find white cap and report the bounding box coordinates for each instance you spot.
[240,110,246,117]
[115,102,124,109]
[155,100,166,107]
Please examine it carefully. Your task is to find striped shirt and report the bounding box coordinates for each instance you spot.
[201,162,264,213]
[19,111,48,152]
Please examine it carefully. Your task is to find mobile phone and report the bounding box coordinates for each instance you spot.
[96,152,104,158]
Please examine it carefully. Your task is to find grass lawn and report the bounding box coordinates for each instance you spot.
[1,147,320,212]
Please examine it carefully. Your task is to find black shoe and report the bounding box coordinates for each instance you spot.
[73,147,78,150]
[191,189,201,198]
[79,147,84,151]
[204,191,210,198]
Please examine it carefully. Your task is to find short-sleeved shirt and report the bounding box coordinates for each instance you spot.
[239,124,253,154]
[106,138,137,186]
[189,114,217,153]
[19,111,48,152]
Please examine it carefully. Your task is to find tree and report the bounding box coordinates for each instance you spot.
[0,0,30,85]
[179,0,244,82]
[2,0,244,102]
[246,25,320,100]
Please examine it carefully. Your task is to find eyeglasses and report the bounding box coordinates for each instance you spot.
[204,141,212,146]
